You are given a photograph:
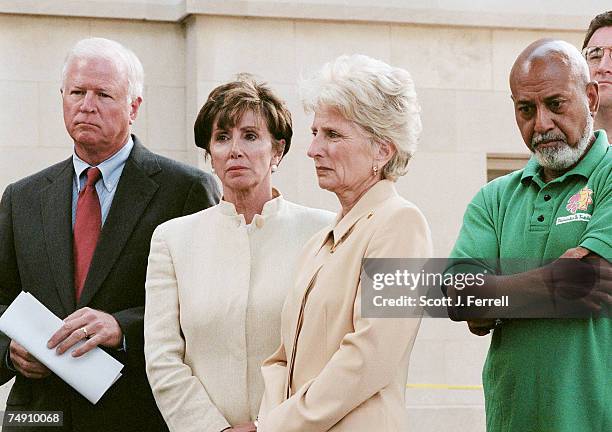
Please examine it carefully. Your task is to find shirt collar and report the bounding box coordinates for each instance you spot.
[217,188,285,219]
[316,180,398,251]
[72,136,134,193]
[521,130,608,185]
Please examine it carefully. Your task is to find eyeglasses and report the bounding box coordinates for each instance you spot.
[582,46,612,64]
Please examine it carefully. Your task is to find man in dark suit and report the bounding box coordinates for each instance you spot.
[0,37,219,431]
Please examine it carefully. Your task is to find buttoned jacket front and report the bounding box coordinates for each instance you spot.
[259,180,434,432]
[144,196,333,432]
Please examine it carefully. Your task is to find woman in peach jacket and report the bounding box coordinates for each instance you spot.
[258,55,433,432]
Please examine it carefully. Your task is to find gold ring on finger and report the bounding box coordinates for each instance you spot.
[81,327,89,338]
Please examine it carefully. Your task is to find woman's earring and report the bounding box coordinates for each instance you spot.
[271,164,278,173]
[372,165,378,176]
[211,166,216,174]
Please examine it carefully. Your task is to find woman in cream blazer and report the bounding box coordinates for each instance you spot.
[144,76,333,432]
[258,55,433,431]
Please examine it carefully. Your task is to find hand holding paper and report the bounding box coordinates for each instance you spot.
[47,307,123,357]
[0,291,124,404]
[9,340,51,379]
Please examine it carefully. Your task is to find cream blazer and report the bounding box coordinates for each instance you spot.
[258,180,433,432]
[144,195,333,432]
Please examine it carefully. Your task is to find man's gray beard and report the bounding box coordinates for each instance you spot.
[533,114,593,171]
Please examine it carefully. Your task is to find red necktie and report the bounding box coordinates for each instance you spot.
[73,167,102,302]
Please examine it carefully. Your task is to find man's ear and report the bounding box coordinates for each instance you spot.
[129,96,143,125]
[586,81,599,117]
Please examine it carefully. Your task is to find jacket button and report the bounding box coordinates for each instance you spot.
[544,194,551,201]
[537,215,544,222]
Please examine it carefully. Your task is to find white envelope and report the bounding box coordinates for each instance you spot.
[0,291,124,404]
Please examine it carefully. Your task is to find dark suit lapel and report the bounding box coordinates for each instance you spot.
[77,138,160,308]
[40,159,76,316]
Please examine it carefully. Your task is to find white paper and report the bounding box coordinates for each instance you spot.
[0,291,124,404]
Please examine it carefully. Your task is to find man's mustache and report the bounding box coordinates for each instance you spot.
[531,132,567,148]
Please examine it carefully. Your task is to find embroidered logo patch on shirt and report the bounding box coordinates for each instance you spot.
[556,186,594,225]
[565,186,593,214]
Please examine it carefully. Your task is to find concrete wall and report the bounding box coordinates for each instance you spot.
[0,1,594,430]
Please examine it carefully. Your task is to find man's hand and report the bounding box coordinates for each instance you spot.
[467,319,496,336]
[47,307,123,357]
[225,422,257,432]
[550,247,612,315]
[559,246,590,259]
[9,340,51,379]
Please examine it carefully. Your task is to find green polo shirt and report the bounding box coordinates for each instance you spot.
[450,130,611,432]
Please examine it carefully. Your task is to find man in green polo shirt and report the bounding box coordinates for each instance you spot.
[448,39,611,431]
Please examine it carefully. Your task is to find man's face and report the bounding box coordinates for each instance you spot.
[510,59,597,171]
[62,56,141,161]
[585,26,612,108]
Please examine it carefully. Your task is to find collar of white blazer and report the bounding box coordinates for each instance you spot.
[318,180,398,253]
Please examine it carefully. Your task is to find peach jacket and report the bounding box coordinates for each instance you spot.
[258,180,434,431]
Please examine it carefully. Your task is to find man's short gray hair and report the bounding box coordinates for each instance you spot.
[300,54,422,181]
[61,37,144,103]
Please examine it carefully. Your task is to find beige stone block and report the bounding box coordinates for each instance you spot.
[397,151,486,256]
[391,25,492,90]
[406,386,484,407]
[406,406,485,432]
[194,81,223,112]
[444,338,490,386]
[0,147,73,191]
[295,21,391,77]
[406,327,487,408]
[146,85,186,151]
[0,80,39,147]
[417,87,458,153]
[153,149,190,166]
[89,19,185,87]
[491,29,584,91]
[0,15,90,82]
[38,81,71,148]
[193,16,296,84]
[407,337,449,385]
[416,317,476,342]
[455,89,527,154]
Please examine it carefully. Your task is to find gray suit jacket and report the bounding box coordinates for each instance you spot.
[0,136,219,431]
